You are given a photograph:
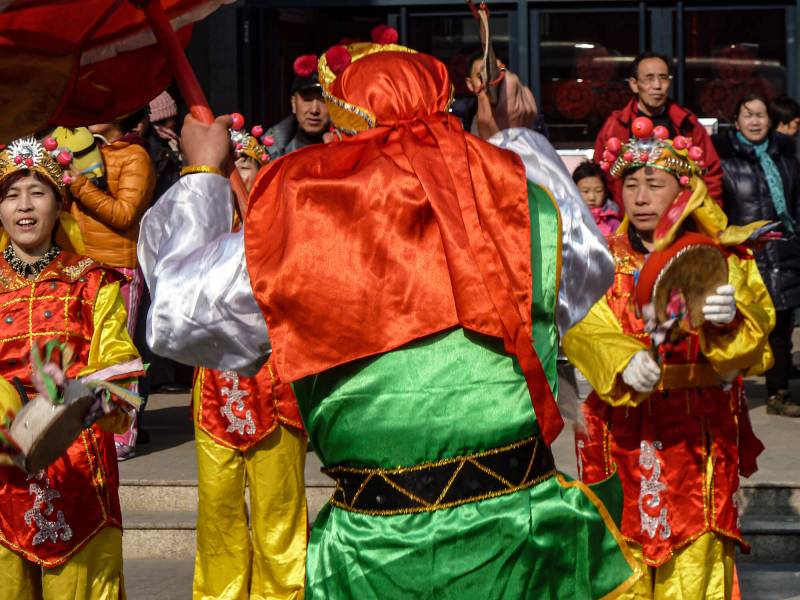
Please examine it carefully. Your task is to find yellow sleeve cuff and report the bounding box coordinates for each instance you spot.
[562,296,650,407]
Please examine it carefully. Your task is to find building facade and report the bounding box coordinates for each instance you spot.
[187,0,800,147]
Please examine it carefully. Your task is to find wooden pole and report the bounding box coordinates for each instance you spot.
[138,0,249,216]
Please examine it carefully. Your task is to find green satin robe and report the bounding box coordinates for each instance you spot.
[292,183,640,599]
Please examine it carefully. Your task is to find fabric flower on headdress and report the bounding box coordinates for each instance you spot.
[600,117,703,184]
[293,54,318,78]
[229,115,271,166]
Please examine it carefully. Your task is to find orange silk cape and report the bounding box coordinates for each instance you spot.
[244,52,563,444]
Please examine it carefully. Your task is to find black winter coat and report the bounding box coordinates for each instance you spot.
[713,129,800,310]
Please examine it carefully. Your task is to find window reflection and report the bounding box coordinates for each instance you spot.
[539,11,640,146]
[684,9,786,124]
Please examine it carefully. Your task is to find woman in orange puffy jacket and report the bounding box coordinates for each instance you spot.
[68,108,155,460]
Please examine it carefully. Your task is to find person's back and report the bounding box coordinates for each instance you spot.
[594,51,722,202]
[139,40,640,598]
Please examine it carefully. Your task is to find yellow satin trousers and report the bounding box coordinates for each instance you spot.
[0,525,124,600]
[193,415,307,600]
[622,532,735,599]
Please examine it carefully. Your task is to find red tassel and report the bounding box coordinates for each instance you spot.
[293,54,318,78]
[371,24,399,45]
[325,46,352,74]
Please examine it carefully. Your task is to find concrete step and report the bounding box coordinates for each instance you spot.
[739,482,800,516]
[120,485,334,560]
[123,511,196,560]
[739,515,800,563]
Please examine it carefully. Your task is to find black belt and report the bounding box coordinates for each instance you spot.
[322,434,555,516]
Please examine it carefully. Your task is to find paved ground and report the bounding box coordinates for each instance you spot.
[123,559,800,600]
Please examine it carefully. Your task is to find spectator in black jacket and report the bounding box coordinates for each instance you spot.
[713,94,800,417]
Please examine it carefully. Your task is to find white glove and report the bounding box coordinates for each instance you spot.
[622,350,661,393]
[702,284,736,325]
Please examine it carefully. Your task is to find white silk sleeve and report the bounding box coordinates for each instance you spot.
[488,128,615,336]
[137,173,269,375]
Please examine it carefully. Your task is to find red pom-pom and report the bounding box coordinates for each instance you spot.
[251,125,264,138]
[235,143,243,151]
[600,161,611,172]
[13,156,22,165]
[260,153,269,162]
[325,45,352,74]
[602,150,616,163]
[631,116,654,139]
[605,137,622,154]
[688,146,704,161]
[679,175,690,186]
[24,157,33,167]
[231,113,245,130]
[371,24,399,45]
[639,152,649,162]
[62,174,72,185]
[43,137,58,151]
[623,151,634,162]
[261,135,274,147]
[293,54,318,78]
[653,125,670,140]
[673,135,689,150]
[56,150,72,166]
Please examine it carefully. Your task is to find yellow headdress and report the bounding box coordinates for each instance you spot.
[0,136,69,192]
[229,119,270,167]
[318,41,419,136]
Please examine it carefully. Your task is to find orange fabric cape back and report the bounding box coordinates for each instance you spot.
[244,51,563,444]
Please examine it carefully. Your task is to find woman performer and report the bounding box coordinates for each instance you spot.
[0,136,139,599]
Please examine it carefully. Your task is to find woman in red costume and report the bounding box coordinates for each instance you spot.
[0,136,139,599]
[564,118,775,599]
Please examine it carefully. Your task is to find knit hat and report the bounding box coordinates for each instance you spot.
[148,91,177,123]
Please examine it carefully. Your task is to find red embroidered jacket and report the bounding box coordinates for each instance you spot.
[0,251,138,566]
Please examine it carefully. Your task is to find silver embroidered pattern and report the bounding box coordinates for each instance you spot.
[23,472,73,545]
[219,370,256,436]
[576,440,585,481]
[638,440,671,540]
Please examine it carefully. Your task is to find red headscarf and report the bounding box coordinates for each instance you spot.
[245,51,563,444]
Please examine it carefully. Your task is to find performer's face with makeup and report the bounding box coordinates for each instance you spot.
[621,167,679,243]
[0,172,61,262]
[235,156,259,193]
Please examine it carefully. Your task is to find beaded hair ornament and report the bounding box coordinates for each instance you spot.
[0,136,73,191]
[229,113,272,166]
[600,116,705,186]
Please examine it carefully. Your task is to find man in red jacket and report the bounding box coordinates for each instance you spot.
[594,52,723,203]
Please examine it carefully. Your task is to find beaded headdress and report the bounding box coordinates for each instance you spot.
[0,136,73,192]
[229,114,272,166]
[599,116,705,186]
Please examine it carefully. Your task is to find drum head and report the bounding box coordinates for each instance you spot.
[9,382,94,473]
[652,244,729,328]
